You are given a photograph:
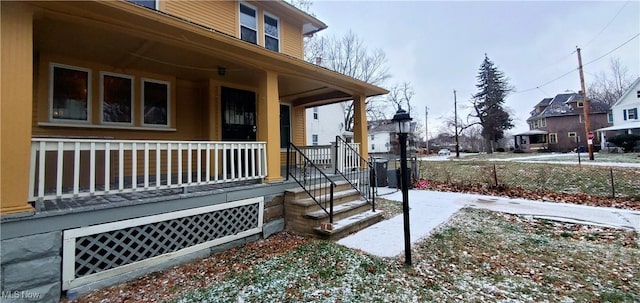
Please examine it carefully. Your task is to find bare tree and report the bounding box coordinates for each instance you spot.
[386,82,415,113]
[305,31,391,130]
[588,57,635,105]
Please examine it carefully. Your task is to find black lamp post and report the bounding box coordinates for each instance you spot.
[392,106,412,266]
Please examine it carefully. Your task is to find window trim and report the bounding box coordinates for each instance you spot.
[263,11,280,52]
[312,134,318,146]
[549,133,557,144]
[313,107,318,120]
[628,108,638,120]
[579,114,585,123]
[239,2,258,45]
[577,101,584,108]
[608,110,614,123]
[100,71,134,126]
[49,63,92,124]
[141,78,171,128]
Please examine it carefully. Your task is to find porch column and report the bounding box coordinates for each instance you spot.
[1,2,35,215]
[257,70,282,182]
[352,94,369,161]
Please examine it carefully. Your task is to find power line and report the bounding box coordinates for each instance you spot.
[584,0,631,48]
[514,32,639,95]
[583,32,640,66]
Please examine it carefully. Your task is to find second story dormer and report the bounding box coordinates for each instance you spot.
[128,0,326,59]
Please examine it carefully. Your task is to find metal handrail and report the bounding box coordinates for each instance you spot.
[286,142,335,223]
[334,136,376,212]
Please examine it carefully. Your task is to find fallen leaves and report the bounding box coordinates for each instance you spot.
[414,179,640,210]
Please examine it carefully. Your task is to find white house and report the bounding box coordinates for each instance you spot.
[306,103,348,145]
[596,77,640,148]
[368,120,396,154]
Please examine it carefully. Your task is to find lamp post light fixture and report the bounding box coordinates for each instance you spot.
[392,106,412,266]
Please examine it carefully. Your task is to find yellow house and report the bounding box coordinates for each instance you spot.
[1,0,386,300]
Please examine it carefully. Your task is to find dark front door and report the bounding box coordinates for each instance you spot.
[221,87,256,141]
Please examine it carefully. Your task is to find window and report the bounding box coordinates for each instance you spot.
[577,101,584,108]
[568,132,580,142]
[371,144,375,150]
[128,0,157,9]
[101,72,133,125]
[239,3,257,44]
[142,79,170,126]
[608,110,613,123]
[312,134,318,146]
[50,63,91,122]
[313,107,318,120]
[637,90,640,98]
[628,108,638,120]
[579,114,585,123]
[549,133,558,144]
[540,118,547,127]
[264,13,280,52]
[280,104,291,148]
[624,109,627,120]
[370,134,375,140]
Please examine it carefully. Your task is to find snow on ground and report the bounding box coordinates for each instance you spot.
[338,187,640,258]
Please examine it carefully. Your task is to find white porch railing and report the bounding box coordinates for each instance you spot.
[298,145,332,167]
[336,141,360,171]
[29,138,267,201]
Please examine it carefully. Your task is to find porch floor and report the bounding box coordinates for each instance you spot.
[33,179,262,214]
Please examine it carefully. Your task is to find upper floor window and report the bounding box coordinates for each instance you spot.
[577,101,584,108]
[313,107,318,119]
[128,0,157,10]
[579,114,585,123]
[637,90,640,98]
[608,110,613,123]
[50,63,91,123]
[628,108,638,120]
[540,118,547,127]
[240,3,257,44]
[312,134,318,146]
[264,13,280,52]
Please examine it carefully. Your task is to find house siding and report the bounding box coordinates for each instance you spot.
[163,0,303,59]
[281,18,303,58]
[163,1,237,37]
[540,113,610,152]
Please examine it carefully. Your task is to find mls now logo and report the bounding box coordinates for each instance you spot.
[1,290,42,300]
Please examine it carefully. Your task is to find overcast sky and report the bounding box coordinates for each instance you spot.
[309,0,640,138]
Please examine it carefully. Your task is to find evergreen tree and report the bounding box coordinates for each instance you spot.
[471,54,514,153]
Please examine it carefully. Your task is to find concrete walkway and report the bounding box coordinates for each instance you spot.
[338,188,640,258]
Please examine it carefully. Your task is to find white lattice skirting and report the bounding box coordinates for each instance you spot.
[62,197,264,290]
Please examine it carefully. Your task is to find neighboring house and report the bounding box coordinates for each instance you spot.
[0,1,386,301]
[516,92,611,152]
[596,77,640,148]
[306,103,348,145]
[368,120,395,154]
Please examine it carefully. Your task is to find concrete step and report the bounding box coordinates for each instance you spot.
[314,210,384,240]
[305,199,372,222]
[285,180,352,201]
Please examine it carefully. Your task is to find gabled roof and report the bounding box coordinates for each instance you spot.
[368,120,396,133]
[611,77,640,108]
[527,92,610,121]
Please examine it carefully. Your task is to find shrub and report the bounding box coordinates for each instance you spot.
[607,134,640,152]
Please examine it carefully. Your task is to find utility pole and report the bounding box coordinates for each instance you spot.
[576,47,594,160]
[454,90,460,158]
[425,106,429,154]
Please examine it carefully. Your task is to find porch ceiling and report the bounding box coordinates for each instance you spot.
[31,1,385,108]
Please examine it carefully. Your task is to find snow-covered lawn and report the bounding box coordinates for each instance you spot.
[64,208,638,303]
[170,210,637,303]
